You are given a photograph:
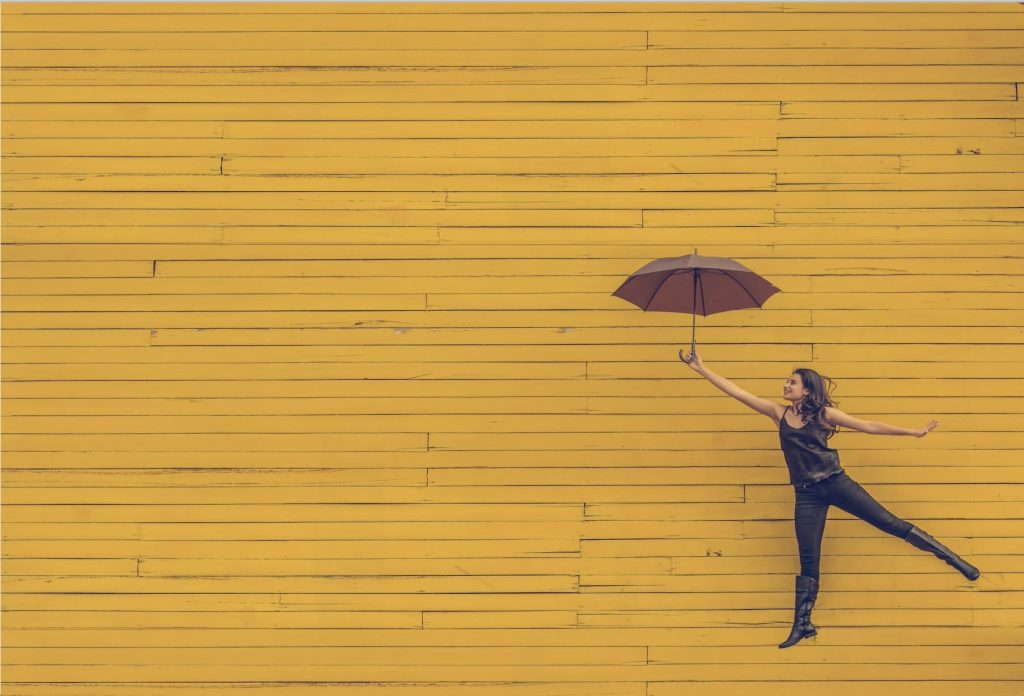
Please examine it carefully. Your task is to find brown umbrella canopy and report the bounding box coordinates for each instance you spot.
[611,251,781,358]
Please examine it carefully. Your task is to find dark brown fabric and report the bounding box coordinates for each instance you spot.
[779,405,844,488]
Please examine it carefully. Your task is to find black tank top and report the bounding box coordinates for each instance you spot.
[779,405,843,487]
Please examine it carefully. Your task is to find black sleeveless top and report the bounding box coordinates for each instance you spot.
[779,405,843,487]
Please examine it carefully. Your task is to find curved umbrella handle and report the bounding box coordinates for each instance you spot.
[679,348,695,364]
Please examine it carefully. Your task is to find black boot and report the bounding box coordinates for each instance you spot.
[778,574,818,649]
[904,525,980,581]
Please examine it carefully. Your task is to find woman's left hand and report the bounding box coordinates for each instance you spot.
[914,419,939,438]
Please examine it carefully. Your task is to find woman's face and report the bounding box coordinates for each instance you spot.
[784,373,808,403]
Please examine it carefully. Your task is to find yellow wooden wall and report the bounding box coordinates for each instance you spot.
[3,1,1023,693]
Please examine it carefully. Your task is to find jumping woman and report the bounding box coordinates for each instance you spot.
[680,348,980,648]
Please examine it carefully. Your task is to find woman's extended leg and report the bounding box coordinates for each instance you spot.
[819,472,912,540]
[821,473,979,581]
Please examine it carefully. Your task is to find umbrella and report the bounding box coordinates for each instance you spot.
[611,248,781,363]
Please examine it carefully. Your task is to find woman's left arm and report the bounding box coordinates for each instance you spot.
[825,407,938,438]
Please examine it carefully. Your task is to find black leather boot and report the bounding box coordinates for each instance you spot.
[904,526,980,581]
[778,574,818,649]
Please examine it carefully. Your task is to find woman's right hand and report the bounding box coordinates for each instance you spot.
[679,347,704,372]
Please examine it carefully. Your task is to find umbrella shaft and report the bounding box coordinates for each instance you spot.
[691,270,698,350]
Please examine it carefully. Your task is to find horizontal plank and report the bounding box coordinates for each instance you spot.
[2,538,585,559]
[1,85,1013,119]
[5,10,1024,32]
[0,484,743,504]
[651,65,1024,84]
[0,537,1001,561]
[0,134,780,158]
[1,413,1022,435]
[0,100,1014,125]
[0,644,1003,672]
[3,570,1015,597]
[2,448,1020,470]
[0,261,152,278]
[7,170,1020,191]
[1,643,1022,667]
[5,154,1019,180]
[1,31,648,51]
[10,190,1023,209]
[5,658,1023,681]
[9,583,968,609]
[0,681,1017,696]
[0,606,1000,632]
[2,288,1024,309]
[2,156,221,175]
[8,517,1016,541]
[1,467,429,486]
[3,240,1024,263]
[4,172,1024,196]
[6,206,1022,228]
[0,112,778,136]
[4,431,1023,453]
[5,309,1024,331]
[3,623,1020,647]
[8,257,1023,280]
[3,465,1020,487]
[5,2,1019,14]
[44,134,1024,160]
[0,682,641,696]
[5,374,1024,397]
[3,644,648,666]
[0,210,643,227]
[5,349,1024,372]
[587,500,1024,521]
[4,500,1022,521]
[0,559,137,576]
[4,47,1024,69]
[2,30,1022,52]
[4,266,1019,290]
[0,119,778,141]
[0,2,788,15]
[2,155,773,175]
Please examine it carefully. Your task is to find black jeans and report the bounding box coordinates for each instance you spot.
[793,470,914,582]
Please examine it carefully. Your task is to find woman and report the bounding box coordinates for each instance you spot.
[680,348,980,648]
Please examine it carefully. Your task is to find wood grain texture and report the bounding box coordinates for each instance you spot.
[3,2,1023,694]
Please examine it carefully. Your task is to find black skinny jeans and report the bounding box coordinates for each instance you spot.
[794,470,914,581]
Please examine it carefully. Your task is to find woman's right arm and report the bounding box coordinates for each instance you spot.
[680,349,784,421]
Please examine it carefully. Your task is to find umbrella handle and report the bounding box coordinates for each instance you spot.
[679,348,695,364]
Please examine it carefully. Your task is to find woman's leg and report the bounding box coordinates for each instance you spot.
[821,473,979,580]
[794,485,830,582]
[819,472,913,540]
[780,486,828,648]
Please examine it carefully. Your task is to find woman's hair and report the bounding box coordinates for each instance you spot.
[791,367,840,439]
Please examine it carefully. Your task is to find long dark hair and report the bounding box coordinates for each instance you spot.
[791,367,840,439]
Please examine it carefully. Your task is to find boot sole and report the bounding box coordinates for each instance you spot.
[778,629,816,648]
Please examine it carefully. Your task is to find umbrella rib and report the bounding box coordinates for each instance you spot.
[698,269,707,316]
[641,270,680,312]
[720,270,764,308]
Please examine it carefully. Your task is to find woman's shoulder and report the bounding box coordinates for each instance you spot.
[768,402,788,426]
